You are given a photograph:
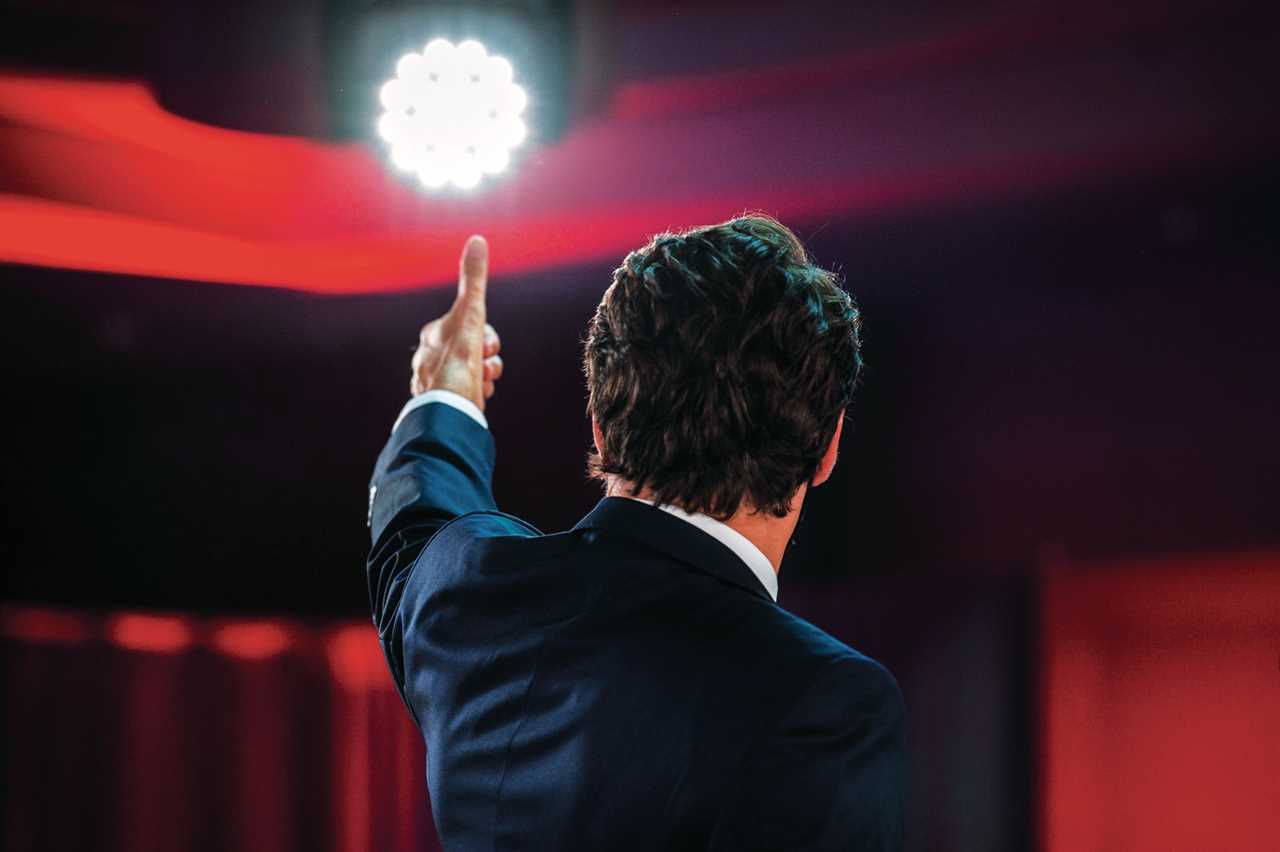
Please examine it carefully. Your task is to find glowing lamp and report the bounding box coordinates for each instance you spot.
[377,38,528,191]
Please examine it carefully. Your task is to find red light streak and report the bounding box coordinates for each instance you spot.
[110,613,193,653]
[326,625,389,691]
[211,621,292,660]
[0,606,90,645]
[3,58,1260,293]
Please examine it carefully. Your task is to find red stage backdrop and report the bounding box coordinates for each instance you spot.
[1040,548,1280,851]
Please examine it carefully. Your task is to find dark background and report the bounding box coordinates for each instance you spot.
[2,2,1278,850]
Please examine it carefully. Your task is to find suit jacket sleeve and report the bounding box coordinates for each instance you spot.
[710,655,909,852]
[365,401,538,715]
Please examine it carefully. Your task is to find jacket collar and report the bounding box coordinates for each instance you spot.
[572,496,776,603]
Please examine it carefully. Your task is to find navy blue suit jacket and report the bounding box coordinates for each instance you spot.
[367,401,907,851]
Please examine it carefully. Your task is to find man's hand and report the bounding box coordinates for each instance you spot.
[410,235,504,411]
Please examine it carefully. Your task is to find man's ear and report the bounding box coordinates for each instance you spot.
[592,416,604,458]
[810,411,845,488]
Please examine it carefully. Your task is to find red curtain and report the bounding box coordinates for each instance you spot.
[2,608,439,852]
[1040,548,1280,851]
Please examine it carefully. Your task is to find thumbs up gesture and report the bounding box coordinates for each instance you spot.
[410,235,504,411]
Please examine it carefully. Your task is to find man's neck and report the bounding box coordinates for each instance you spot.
[604,480,806,574]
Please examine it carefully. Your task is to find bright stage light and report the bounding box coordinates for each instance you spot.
[377,38,528,192]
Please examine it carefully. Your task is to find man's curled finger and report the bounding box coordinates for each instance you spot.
[484,354,504,382]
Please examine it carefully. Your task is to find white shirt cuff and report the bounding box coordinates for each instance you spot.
[392,389,489,434]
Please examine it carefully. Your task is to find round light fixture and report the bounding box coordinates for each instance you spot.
[377,38,528,191]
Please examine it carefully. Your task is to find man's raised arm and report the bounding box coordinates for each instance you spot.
[365,236,507,662]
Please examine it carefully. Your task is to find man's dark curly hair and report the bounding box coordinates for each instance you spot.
[583,213,864,521]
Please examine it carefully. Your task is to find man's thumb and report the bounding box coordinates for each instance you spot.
[456,234,488,308]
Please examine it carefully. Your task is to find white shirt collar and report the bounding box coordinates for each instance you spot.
[621,496,779,602]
